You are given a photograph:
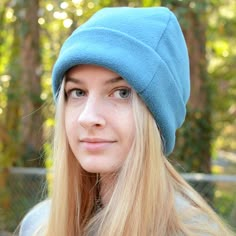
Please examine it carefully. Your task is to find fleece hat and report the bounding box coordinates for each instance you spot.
[52,7,190,156]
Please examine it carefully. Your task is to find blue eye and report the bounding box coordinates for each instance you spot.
[113,88,131,99]
[70,89,85,98]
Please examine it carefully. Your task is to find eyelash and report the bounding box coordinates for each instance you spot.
[64,88,84,99]
[71,89,85,97]
[65,87,132,100]
[112,87,131,99]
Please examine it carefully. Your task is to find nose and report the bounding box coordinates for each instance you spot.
[78,96,106,129]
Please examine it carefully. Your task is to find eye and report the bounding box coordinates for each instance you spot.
[67,89,86,99]
[113,88,131,99]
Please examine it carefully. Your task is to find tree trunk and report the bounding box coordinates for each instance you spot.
[0,0,43,231]
[161,1,212,173]
[1,2,21,167]
[0,2,22,232]
[161,0,214,204]
[18,0,44,167]
[183,8,212,173]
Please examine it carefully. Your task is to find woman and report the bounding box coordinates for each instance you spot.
[19,6,235,236]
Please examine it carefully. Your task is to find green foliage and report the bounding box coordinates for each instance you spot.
[171,108,212,173]
[206,0,236,151]
[214,184,236,229]
[0,6,22,167]
[163,0,236,170]
[162,1,212,172]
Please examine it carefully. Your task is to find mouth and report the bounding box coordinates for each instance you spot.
[79,138,116,152]
[80,138,116,143]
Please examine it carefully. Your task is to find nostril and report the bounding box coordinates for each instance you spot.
[79,119,106,129]
[77,98,106,128]
[78,112,106,129]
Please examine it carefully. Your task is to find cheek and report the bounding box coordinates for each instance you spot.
[65,108,78,139]
[125,121,135,150]
[118,108,135,150]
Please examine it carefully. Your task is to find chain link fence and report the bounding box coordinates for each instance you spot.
[0,168,236,234]
[0,168,47,235]
[182,173,236,229]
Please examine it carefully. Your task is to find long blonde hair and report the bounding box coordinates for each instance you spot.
[42,81,234,236]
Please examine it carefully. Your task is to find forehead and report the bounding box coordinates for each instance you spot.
[65,64,122,82]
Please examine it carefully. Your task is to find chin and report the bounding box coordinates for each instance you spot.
[77,157,120,174]
[80,163,117,174]
[79,163,103,173]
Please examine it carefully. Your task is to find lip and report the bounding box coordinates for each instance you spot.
[80,138,116,152]
[80,138,115,142]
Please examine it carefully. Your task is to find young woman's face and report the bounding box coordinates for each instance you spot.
[64,64,135,174]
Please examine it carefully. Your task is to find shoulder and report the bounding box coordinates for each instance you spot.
[19,199,51,236]
[175,193,208,221]
[175,194,219,233]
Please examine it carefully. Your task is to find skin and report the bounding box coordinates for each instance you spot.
[64,64,135,179]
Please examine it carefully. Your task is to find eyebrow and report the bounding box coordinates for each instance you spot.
[105,76,123,84]
[65,76,124,85]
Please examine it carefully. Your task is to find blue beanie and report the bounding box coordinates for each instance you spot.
[52,7,190,156]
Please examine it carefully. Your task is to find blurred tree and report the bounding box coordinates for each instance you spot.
[0,0,234,170]
[0,1,43,231]
[207,0,236,152]
[1,9,21,168]
[1,0,43,167]
[18,0,43,167]
[161,0,213,173]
